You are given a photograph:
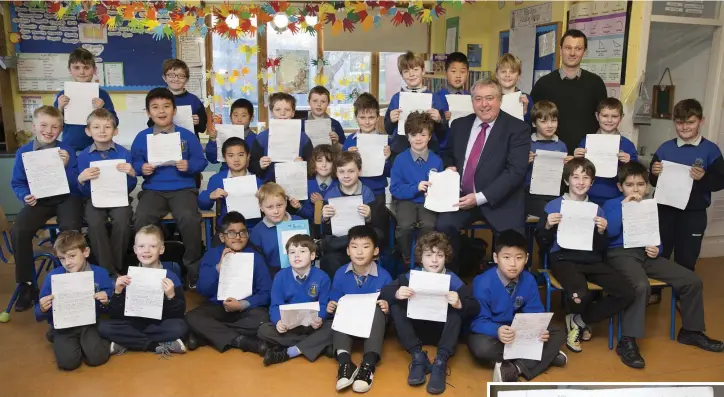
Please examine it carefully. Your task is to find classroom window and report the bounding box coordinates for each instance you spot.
[211,32,260,126]
[266,24,318,110]
[379,52,404,104]
[323,51,371,129]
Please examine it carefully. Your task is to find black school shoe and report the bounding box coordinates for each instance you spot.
[263,346,290,366]
[427,357,449,395]
[407,350,431,386]
[493,361,519,382]
[677,329,724,352]
[616,337,645,369]
[14,283,39,312]
[336,362,358,391]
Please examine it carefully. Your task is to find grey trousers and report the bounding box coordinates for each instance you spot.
[608,248,705,338]
[85,201,133,276]
[50,324,110,371]
[185,304,269,352]
[257,320,333,361]
[333,305,387,360]
[467,325,565,381]
[395,200,437,260]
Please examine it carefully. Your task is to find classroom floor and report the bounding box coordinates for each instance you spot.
[1,255,723,397]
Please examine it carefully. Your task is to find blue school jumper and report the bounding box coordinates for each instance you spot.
[11,140,82,202]
[198,170,263,229]
[249,127,313,183]
[269,266,331,324]
[174,91,207,138]
[130,125,208,191]
[196,244,272,307]
[303,113,347,145]
[342,132,391,197]
[329,262,392,303]
[650,137,724,210]
[469,267,543,337]
[76,142,137,198]
[297,177,339,221]
[390,148,444,204]
[204,126,255,173]
[249,214,304,272]
[384,89,448,154]
[603,196,663,252]
[35,264,114,326]
[526,134,568,186]
[54,88,118,152]
[577,134,638,205]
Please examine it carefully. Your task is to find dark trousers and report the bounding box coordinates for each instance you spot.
[257,320,333,361]
[549,260,635,325]
[50,324,110,371]
[370,193,390,249]
[524,192,557,220]
[85,201,133,276]
[98,318,188,351]
[395,200,437,261]
[185,303,269,352]
[333,306,387,361]
[389,300,461,358]
[12,194,83,283]
[659,206,707,271]
[607,248,706,338]
[467,325,565,380]
[133,189,202,281]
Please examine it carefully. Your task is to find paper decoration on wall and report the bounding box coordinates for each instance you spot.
[238,45,258,63]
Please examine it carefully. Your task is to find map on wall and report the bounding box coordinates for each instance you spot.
[567,1,631,99]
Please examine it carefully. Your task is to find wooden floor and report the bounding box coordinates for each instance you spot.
[1,257,723,397]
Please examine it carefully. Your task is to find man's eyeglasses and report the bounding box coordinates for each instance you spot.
[223,230,249,238]
[165,73,187,80]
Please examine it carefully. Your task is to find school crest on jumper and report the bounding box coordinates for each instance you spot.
[513,296,524,310]
[694,158,705,168]
[180,139,188,153]
[308,283,319,298]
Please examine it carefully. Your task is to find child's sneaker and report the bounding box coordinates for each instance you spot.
[109,342,127,356]
[551,350,568,367]
[407,350,431,386]
[492,361,519,382]
[336,362,358,391]
[427,357,449,395]
[352,362,375,393]
[263,346,290,366]
[581,326,592,341]
[155,339,186,359]
[565,313,583,352]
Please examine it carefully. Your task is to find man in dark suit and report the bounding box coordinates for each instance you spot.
[436,78,530,270]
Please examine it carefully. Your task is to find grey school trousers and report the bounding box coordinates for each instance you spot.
[84,201,133,276]
[257,320,333,361]
[607,247,706,338]
[49,324,110,371]
[333,305,387,361]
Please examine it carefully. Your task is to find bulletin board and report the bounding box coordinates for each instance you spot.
[499,22,562,90]
[10,3,176,93]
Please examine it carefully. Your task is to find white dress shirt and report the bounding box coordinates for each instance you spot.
[463,116,497,206]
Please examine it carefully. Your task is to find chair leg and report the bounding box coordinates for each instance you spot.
[3,231,13,254]
[608,317,614,350]
[0,284,23,323]
[670,286,676,340]
[617,312,622,342]
[409,231,417,270]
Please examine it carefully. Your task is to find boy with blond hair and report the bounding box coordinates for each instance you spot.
[495,53,532,122]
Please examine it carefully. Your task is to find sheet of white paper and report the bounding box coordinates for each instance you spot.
[90,159,128,208]
[280,301,320,329]
[357,134,388,177]
[398,92,433,135]
[529,150,567,196]
[51,271,96,330]
[224,175,261,220]
[329,196,365,237]
[509,25,536,93]
[538,31,556,57]
[655,161,693,210]
[275,162,308,200]
[501,91,525,120]
[22,148,70,199]
[147,132,182,166]
[557,200,599,251]
[215,125,247,162]
[124,266,166,320]
[268,119,302,162]
[64,82,99,125]
[445,95,474,124]
[304,119,332,148]
[425,170,460,213]
[500,387,714,397]
[503,312,553,360]
[445,27,457,54]
[407,270,450,322]
[585,134,620,178]
[332,292,380,338]
[217,252,254,301]
[623,199,661,248]
[173,105,195,133]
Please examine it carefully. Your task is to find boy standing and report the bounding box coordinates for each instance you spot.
[604,162,723,368]
[328,225,392,393]
[307,85,346,147]
[468,230,567,382]
[55,47,119,152]
[186,211,272,355]
[159,59,207,138]
[385,52,447,156]
[206,98,256,168]
[535,158,635,353]
[437,52,469,151]
[131,87,208,287]
[77,109,137,276]
[11,105,83,312]
[257,234,333,366]
[390,111,443,264]
[36,231,113,371]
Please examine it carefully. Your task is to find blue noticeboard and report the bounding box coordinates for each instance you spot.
[11,4,175,91]
[499,22,560,89]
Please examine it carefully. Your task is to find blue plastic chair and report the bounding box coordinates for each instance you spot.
[0,252,62,323]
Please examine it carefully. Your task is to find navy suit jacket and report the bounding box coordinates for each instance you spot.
[442,110,530,231]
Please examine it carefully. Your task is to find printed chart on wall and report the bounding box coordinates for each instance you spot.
[568,1,631,99]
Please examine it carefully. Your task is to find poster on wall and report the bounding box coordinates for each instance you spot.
[567,1,631,98]
[511,2,553,29]
[276,50,310,94]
